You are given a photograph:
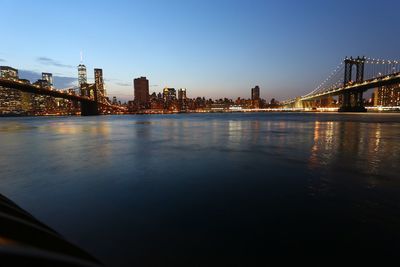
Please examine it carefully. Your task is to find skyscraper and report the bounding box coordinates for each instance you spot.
[42,73,53,89]
[94,68,105,95]
[178,88,187,101]
[78,64,87,87]
[251,86,260,101]
[178,88,187,111]
[112,96,118,105]
[0,66,24,115]
[163,88,176,102]
[134,77,149,106]
[374,85,400,106]
[0,66,19,81]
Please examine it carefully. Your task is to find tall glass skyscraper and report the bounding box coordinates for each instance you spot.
[78,64,87,87]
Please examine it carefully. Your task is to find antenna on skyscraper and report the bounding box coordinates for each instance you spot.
[80,50,83,63]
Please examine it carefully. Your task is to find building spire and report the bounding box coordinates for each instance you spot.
[80,50,83,64]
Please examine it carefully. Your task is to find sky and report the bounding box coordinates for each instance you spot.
[1,0,399,102]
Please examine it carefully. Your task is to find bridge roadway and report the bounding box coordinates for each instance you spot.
[301,72,400,101]
[0,78,92,103]
[0,78,126,115]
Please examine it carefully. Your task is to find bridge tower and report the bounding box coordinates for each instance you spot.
[80,83,99,116]
[339,56,366,112]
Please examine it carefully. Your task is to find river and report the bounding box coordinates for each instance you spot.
[0,113,399,265]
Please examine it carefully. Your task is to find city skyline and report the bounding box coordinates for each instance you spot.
[1,0,400,102]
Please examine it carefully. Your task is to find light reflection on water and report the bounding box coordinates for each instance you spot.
[0,113,399,265]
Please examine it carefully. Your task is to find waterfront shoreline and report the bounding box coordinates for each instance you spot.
[1,109,400,117]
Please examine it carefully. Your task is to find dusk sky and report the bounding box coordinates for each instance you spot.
[1,0,399,101]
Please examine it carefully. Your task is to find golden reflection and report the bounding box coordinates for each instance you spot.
[42,121,112,137]
[308,120,340,197]
[228,120,243,145]
[0,236,17,246]
[324,121,334,148]
[307,118,400,193]
[365,123,383,181]
[308,121,337,171]
[48,122,78,135]
[92,122,111,137]
[374,123,381,153]
[37,121,113,164]
[308,121,320,169]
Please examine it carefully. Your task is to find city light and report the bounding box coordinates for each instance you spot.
[1,55,400,116]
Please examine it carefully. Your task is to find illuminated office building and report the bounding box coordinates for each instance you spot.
[374,84,400,106]
[94,68,105,95]
[163,88,176,102]
[78,64,87,86]
[0,66,19,81]
[178,88,187,101]
[42,73,53,89]
[0,66,25,114]
[178,88,188,111]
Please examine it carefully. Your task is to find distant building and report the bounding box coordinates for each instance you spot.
[319,96,334,107]
[178,88,187,111]
[78,64,87,86]
[374,84,400,106]
[0,66,18,81]
[0,87,24,115]
[210,102,229,111]
[250,86,261,108]
[251,85,260,101]
[163,88,176,102]
[34,79,50,88]
[134,77,149,106]
[1,66,20,114]
[0,66,31,115]
[150,92,157,100]
[178,88,187,101]
[42,73,53,89]
[94,68,105,95]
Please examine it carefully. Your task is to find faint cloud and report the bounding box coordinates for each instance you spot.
[116,82,131,87]
[19,69,77,88]
[0,58,5,62]
[104,78,119,82]
[37,57,73,68]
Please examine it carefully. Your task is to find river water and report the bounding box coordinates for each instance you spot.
[0,113,399,265]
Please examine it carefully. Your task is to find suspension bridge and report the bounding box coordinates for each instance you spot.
[283,56,400,112]
[0,78,126,115]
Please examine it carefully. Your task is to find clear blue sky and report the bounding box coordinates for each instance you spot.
[1,0,399,101]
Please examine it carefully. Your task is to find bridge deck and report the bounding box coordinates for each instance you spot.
[300,72,400,101]
[0,79,92,102]
[0,78,126,112]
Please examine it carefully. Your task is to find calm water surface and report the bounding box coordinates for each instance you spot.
[0,113,399,265]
